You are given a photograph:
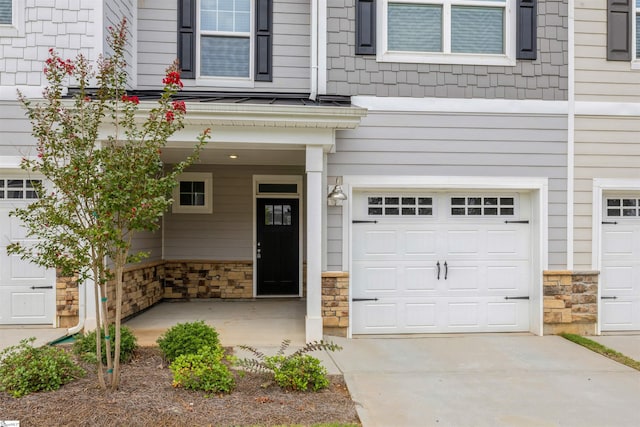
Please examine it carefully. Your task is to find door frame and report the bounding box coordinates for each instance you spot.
[253,175,304,298]
[342,175,549,338]
[592,178,640,334]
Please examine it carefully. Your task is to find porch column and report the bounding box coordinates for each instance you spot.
[306,145,324,342]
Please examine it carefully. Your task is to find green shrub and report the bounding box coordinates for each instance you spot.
[0,337,85,397]
[169,345,235,394]
[73,324,138,364]
[237,339,340,392]
[156,320,220,362]
[268,354,330,391]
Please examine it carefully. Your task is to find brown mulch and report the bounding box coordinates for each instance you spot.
[0,346,360,427]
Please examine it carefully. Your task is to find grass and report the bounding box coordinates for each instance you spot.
[560,333,640,372]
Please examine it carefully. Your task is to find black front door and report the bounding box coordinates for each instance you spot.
[257,198,299,295]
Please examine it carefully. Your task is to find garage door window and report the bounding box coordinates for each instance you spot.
[450,196,515,216]
[367,195,433,216]
[606,198,640,217]
[0,179,41,200]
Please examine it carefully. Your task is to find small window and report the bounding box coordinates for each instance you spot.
[450,195,516,217]
[172,172,212,214]
[265,204,292,226]
[606,198,640,218]
[0,178,41,200]
[0,0,24,37]
[367,195,433,216]
[0,0,11,24]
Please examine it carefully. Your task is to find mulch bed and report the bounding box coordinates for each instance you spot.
[0,346,360,427]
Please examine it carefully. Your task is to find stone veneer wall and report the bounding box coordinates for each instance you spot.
[163,261,254,299]
[322,272,349,337]
[106,262,165,321]
[543,270,598,335]
[56,271,79,328]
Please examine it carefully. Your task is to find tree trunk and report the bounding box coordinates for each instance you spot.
[92,264,106,390]
[111,258,125,390]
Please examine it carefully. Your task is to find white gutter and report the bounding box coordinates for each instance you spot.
[310,0,319,100]
[567,0,575,270]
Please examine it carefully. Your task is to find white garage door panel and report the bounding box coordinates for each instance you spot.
[352,192,532,335]
[1,203,55,325]
[601,210,640,331]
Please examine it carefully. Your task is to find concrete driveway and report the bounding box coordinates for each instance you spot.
[327,334,640,427]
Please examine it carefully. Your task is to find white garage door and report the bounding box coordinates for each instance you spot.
[601,195,640,331]
[0,178,55,325]
[352,192,531,334]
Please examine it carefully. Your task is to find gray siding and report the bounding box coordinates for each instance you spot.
[136,0,310,92]
[327,0,568,100]
[0,101,35,156]
[327,111,568,270]
[130,230,163,263]
[164,164,304,260]
[103,0,135,85]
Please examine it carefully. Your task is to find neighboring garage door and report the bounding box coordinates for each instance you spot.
[0,178,55,325]
[352,192,532,334]
[601,195,640,331]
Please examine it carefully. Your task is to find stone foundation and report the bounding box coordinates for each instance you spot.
[56,271,79,328]
[104,262,165,321]
[163,261,254,299]
[543,270,599,335]
[322,272,349,337]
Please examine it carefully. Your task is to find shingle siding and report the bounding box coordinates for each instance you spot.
[326,0,568,100]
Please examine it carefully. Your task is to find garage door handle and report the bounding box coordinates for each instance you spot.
[504,220,529,224]
[504,296,529,300]
[601,296,618,300]
[601,221,617,225]
[30,286,53,289]
[444,261,448,280]
[352,298,379,302]
[436,261,440,280]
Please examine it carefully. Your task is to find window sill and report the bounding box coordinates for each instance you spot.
[188,77,256,89]
[0,24,22,37]
[630,60,640,70]
[378,51,516,67]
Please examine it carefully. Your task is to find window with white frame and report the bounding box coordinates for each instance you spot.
[0,179,41,200]
[380,0,513,65]
[0,0,11,25]
[0,0,24,37]
[172,172,213,214]
[199,0,251,78]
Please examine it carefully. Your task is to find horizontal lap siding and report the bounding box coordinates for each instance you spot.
[136,0,310,92]
[327,111,568,271]
[0,102,35,156]
[574,116,640,269]
[575,5,640,102]
[163,164,304,260]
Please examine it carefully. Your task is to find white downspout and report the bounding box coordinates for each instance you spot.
[66,280,86,334]
[310,0,319,100]
[567,0,575,270]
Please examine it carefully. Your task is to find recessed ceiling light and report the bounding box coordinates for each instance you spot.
[229,154,238,159]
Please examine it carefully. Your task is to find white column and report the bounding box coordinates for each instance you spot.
[305,145,324,342]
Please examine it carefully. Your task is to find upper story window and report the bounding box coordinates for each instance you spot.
[178,0,272,85]
[0,0,11,25]
[0,0,24,37]
[200,0,251,78]
[379,0,515,66]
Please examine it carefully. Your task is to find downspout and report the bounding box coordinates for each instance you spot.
[66,279,86,335]
[567,0,575,270]
[310,0,319,100]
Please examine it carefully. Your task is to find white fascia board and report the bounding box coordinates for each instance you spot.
[576,101,640,117]
[352,96,569,115]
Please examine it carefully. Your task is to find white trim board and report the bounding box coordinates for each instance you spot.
[576,101,640,117]
[340,175,549,338]
[352,96,569,115]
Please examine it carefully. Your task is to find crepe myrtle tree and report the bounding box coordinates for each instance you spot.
[7,18,210,391]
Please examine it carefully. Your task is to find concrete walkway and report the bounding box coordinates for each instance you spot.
[0,326,66,351]
[326,334,640,427]
[590,334,640,361]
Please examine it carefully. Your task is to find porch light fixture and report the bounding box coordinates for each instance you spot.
[328,177,347,205]
[229,154,238,159]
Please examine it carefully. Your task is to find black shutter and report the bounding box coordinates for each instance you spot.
[516,0,537,60]
[607,0,632,61]
[356,0,376,55]
[255,0,273,81]
[177,0,196,78]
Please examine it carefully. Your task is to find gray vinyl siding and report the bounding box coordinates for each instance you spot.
[574,115,640,270]
[163,164,304,260]
[130,230,163,263]
[326,110,568,270]
[0,102,35,156]
[136,0,310,92]
[103,0,135,85]
[327,0,568,100]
